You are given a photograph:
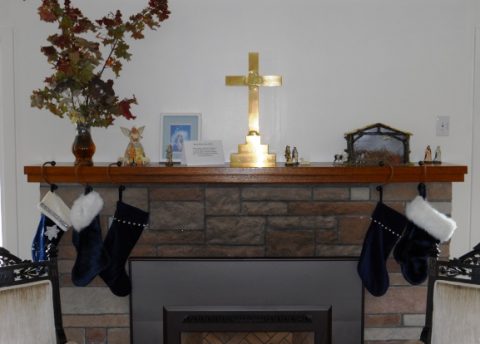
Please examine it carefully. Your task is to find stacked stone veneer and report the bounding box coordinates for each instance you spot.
[43,182,453,344]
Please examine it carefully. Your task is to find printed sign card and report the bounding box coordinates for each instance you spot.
[182,140,225,166]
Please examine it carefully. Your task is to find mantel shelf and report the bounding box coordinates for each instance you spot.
[24,163,468,185]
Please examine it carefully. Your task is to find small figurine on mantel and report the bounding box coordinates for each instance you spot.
[334,151,349,165]
[334,154,344,165]
[284,145,292,165]
[285,145,299,166]
[292,147,299,165]
[423,145,433,164]
[119,126,150,167]
[433,145,442,164]
[165,144,174,167]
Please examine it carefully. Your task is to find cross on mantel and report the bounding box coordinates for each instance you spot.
[226,52,282,136]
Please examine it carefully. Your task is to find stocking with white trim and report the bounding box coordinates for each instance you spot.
[357,202,408,296]
[100,201,149,297]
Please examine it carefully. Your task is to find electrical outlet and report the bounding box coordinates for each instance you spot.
[436,116,450,136]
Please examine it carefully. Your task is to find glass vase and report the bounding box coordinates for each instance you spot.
[72,124,96,166]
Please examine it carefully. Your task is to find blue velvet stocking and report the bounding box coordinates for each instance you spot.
[393,222,439,285]
[357,202,407,296]
[71,215,110,287]
[100,201,149,296]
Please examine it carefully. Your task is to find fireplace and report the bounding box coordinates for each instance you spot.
[129,258,363,344]
[23,163,463,343]
[163,306,332,344]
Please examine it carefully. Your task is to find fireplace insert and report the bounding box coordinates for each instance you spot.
[164,305,332,344]
[129,258,363,344]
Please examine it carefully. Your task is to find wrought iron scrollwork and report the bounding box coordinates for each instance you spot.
[0,247,24,267]
[13,265,49,283]
[460,252,480,267]
[0,247,50,286]
[436,248,480,283]
[438,264,472,279]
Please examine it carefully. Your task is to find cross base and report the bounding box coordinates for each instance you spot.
[230,135,277,167]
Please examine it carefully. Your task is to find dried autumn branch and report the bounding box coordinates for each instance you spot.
[29,0,170,128]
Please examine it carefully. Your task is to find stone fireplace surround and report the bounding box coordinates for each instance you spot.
[25,161,466,344]
[38,181,453,344]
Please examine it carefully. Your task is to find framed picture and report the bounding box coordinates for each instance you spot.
[160,113,202,160]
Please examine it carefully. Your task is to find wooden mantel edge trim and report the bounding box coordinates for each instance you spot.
[24,163,468,184]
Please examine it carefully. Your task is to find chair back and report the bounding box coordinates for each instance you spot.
[0,247,67,344]
[422,248,480,343]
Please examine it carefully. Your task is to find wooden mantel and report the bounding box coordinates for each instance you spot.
[24,162,467,184]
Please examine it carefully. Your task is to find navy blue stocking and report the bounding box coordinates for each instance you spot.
[357,202,407,296]
[71,215,110,287]
[100,201,149,296]
[394,222,439,285]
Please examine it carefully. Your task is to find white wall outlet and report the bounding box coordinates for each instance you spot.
[436,116,450,136]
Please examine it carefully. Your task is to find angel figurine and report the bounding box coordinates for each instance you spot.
[119,126,150,166]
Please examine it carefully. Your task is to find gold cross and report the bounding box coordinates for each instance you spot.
[226,52,282,136]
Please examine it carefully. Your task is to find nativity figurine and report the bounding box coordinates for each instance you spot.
[423,145,432,164]
[165,144,174,167]
[285,145,299,166]
[292,147,299,165]
[433,146,442,164]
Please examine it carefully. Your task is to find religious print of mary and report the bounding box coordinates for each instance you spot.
[170,125,191,153]
[161,113,202,161]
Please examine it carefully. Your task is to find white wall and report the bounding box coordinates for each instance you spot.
[471,26,480,251]
[0,35,4,247]
[2,0,477,257]
[0,23,18,253]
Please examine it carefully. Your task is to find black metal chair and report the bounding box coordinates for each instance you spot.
[421,244,480,343]
[0,245,68,344]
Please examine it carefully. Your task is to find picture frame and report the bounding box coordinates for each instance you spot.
[160,113,202,161]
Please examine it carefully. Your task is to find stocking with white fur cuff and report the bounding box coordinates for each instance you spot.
[394,196,457,285]
[70,190,110,287]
